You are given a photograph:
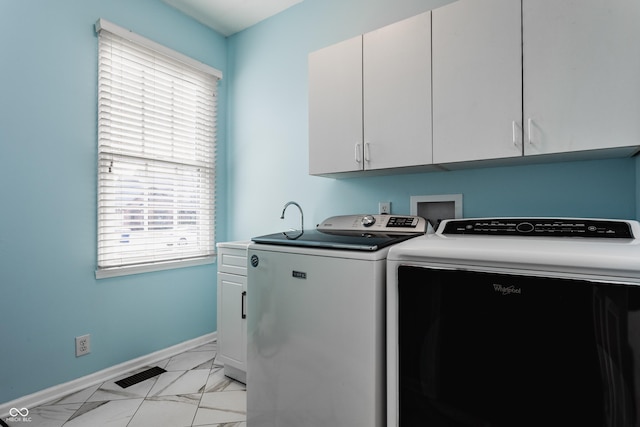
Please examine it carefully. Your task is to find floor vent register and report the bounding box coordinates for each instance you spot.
[115,366,166,388]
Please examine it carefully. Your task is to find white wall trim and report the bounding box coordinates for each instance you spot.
[96,256,216,279]
[0,332,216,418]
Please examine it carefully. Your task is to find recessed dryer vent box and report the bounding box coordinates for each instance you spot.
[410,194,463,232]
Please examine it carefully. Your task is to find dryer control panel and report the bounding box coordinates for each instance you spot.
[440,218,634,238]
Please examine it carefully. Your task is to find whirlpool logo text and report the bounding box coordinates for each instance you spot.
[493,284,522,295]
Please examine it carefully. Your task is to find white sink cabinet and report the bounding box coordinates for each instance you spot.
[216,241,250,384]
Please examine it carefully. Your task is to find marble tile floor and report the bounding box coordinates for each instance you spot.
[8,341,246,427]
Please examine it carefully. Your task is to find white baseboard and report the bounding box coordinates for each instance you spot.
[0,332,216,418]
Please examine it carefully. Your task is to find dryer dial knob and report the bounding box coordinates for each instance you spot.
[362,215,376,227]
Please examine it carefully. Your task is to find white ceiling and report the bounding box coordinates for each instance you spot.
[163,0,304,36]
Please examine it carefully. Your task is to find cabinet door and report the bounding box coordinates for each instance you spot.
[432,0,522,164]
[523,0,640,155]
[309,36,363,175]
[363,12,432,170]
[217,272,247,370]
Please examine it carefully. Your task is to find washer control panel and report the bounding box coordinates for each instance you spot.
[440,218,634,238]
[317,215,427,234]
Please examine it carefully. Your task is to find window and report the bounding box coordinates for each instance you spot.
[95,19,221,278]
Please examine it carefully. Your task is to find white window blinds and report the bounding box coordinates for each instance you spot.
[95,19,221,278]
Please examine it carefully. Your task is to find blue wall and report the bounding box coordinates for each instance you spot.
[225,0,638,241]
[0,0,226,403]
[1,0,637,406]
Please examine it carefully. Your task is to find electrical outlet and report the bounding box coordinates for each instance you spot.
[379,202,391,215]
[76,334,91,357]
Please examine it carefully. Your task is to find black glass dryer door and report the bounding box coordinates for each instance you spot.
[397,266,640,427]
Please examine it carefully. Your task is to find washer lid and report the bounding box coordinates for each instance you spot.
[251,214,427,251]
[251,229,421,251]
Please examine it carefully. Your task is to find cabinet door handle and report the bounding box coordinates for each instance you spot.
[355,143,362,163]
[364,142,371,162]
[512,121,518,146]
[241,291,247,319]
[527,118,533,145]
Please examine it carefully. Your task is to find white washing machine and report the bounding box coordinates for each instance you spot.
[247,214,427,427]
[386,217,640,427]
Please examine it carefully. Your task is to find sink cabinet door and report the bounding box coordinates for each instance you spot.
[217,272,247,380]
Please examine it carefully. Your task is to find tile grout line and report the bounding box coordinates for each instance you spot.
[122,370,164,427]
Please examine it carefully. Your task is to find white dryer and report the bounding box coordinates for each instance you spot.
[387,217,640,427]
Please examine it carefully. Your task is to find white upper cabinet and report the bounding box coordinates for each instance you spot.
[308,36,363,175]
[309,1,640,176]
[309,12,432,175]
[523,0,640,156]
[432,0,522,164]
[363,11,432,170]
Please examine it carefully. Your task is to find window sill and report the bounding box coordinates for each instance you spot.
[96,256,216,279]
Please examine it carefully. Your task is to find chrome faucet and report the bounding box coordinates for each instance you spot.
[281,201,304,239]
